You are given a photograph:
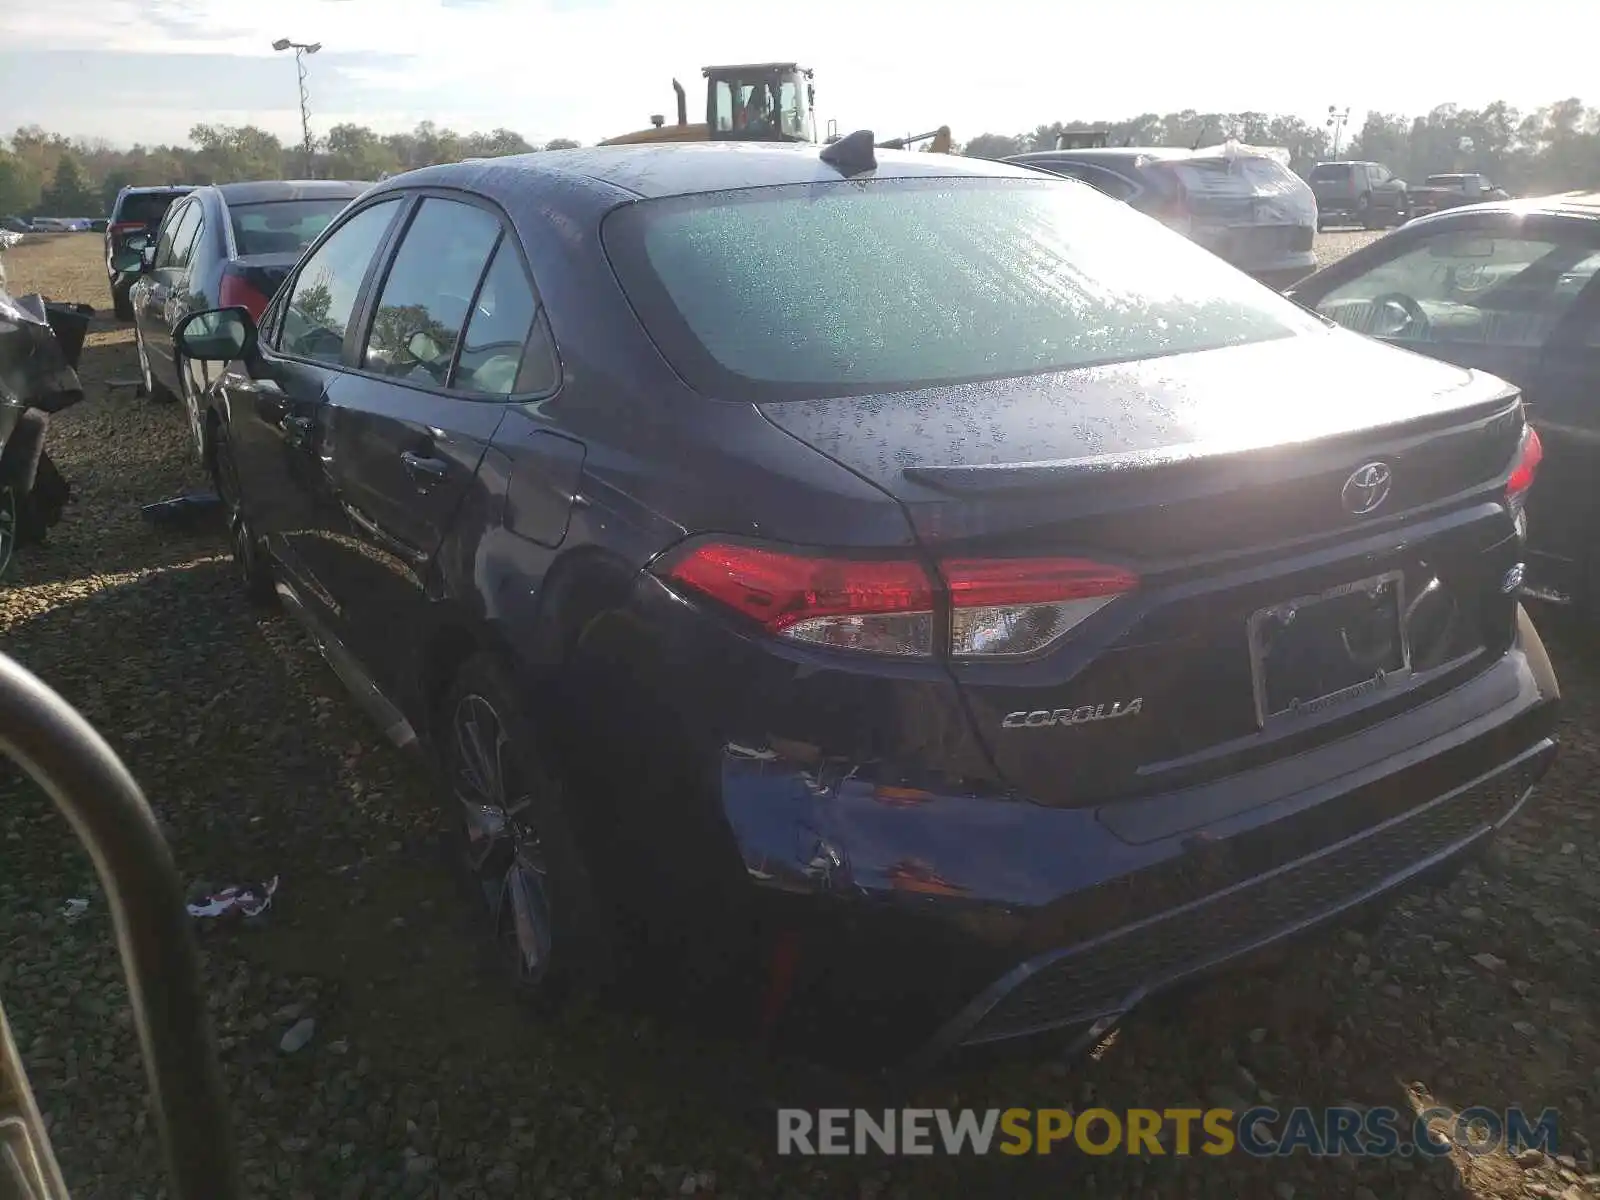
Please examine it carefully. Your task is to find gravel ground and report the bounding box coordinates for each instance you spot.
[2,232,1598,1200]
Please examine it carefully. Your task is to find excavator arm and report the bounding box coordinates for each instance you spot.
[875,126,954,154]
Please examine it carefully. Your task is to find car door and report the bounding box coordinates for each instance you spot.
[221,195,407,618]
[1292,213,1600,576]
[1366,164,1400,219]
[316,194,548,693]
[135,199,199,384]
[1514,260,1600,584]
[160,195,213,396]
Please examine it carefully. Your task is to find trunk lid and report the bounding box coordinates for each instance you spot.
[760,329,1527,807]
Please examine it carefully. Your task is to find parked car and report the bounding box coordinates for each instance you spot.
[1407,174,1512,221]
[167,142,1556,1065]
[28,217,79,233]
[118,179,367,464]
[105,185,194,320]
[1287,191,1600,613]
[1,216,30,234]
[1004,145,1318,288]
[1307,160,1410,229]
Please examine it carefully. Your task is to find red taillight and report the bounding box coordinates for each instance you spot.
[1506,424,1543,503]
[658,541,1137,659]
[109,221,145,235]
[218,272,272,320]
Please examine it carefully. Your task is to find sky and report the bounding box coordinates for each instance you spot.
[0,0,1587,151]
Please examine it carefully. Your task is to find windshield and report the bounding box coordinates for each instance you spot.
[603,176,1318,402]
[118,192,184,224]
[230,198,353,256]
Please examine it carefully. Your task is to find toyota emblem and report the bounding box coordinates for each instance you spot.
[1341,462,1393,515]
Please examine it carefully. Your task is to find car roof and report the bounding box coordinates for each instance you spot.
[119,185,193,194]
[1007,147,1191,164]
[210,180,369,205]
[366,141,1046,206]
[1407,191,1600,226]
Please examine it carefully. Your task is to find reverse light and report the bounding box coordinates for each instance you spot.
[659,541,1138,660]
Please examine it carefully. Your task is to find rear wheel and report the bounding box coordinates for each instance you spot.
[439,654,616,1010]
[210,417,274,606]
[1357,193,1378,231]
[0,486,15,581]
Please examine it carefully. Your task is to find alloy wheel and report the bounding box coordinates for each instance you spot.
[0,486,16,580]
[452,692,554,988]
[179,364,204,464]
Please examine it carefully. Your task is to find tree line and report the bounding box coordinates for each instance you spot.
[5,96,1599,218]
[962,97,1600,195]
[0,122,583,218]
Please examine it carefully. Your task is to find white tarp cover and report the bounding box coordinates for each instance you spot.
[1170,140,1318,226]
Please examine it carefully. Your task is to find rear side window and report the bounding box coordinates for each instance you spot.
[603,177,1316,401]
[279,198,403,364]
[1309,164,1350,183]
[361,197,501,384]
[230,198,353,257]
[453,239,542,396]
[156,202,200,269]
[118,192,184,225]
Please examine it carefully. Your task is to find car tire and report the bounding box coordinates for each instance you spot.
[209,416,275,607]
[438,653,618,1012]
[134,322,173,403]
[178,360,207,466]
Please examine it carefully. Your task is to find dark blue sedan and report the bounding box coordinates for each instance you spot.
[168,138,1557,1065]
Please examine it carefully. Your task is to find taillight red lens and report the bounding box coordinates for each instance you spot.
[109,221,144,235]
[659,542,1137,659]
[1506,424,1542,502]
[218,272,271,320]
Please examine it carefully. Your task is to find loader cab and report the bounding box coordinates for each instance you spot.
[706,62,815,142]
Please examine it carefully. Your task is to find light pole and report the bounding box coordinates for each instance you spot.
[273,38,322,177]
[1326,105,1351,159]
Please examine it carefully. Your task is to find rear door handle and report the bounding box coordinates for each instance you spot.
[283,415,313,445]
[400,451,449,486]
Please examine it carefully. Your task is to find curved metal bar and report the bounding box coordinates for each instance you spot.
[0,651,239,1199]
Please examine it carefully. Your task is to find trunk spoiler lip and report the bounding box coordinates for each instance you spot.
[898,384,1523,497]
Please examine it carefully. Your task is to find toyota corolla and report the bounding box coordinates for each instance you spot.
[169,136,1558,1066]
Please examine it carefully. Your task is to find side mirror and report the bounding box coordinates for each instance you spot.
[110,248,145,273]
[174,307,256,363]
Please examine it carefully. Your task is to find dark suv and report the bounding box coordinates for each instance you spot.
[169,143,1557,1065]
[1308,160,1409,230]
[105,185,193,319]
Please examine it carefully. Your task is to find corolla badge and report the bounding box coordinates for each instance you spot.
[1341,461,1393,516]
[1002,699,1143,729]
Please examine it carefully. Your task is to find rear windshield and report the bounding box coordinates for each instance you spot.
[603,177,1315,401]
[229,198,353,256]
[1308,164,1351,182]
[118,192,184,224]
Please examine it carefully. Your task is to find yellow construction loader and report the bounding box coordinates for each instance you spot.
[601,63,954,154]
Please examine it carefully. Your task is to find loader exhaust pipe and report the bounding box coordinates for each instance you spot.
[672,78,687,127]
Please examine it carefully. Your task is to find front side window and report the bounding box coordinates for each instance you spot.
[278,197,402,364]
[1313,228,1600,347]
[361,197,501,385]
[153,201,194,268]
[604,177,1318,402]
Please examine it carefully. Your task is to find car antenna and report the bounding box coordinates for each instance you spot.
[820,129,877,177]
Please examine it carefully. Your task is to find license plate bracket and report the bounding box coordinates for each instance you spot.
[1247,570,1410,726]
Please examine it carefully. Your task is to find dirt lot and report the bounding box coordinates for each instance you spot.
[2,231,1598,1200]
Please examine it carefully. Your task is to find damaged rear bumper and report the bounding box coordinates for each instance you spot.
[717,609,1558,1065]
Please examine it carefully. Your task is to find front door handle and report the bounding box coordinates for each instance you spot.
[400,451,448,488]
[283,415,313,446]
